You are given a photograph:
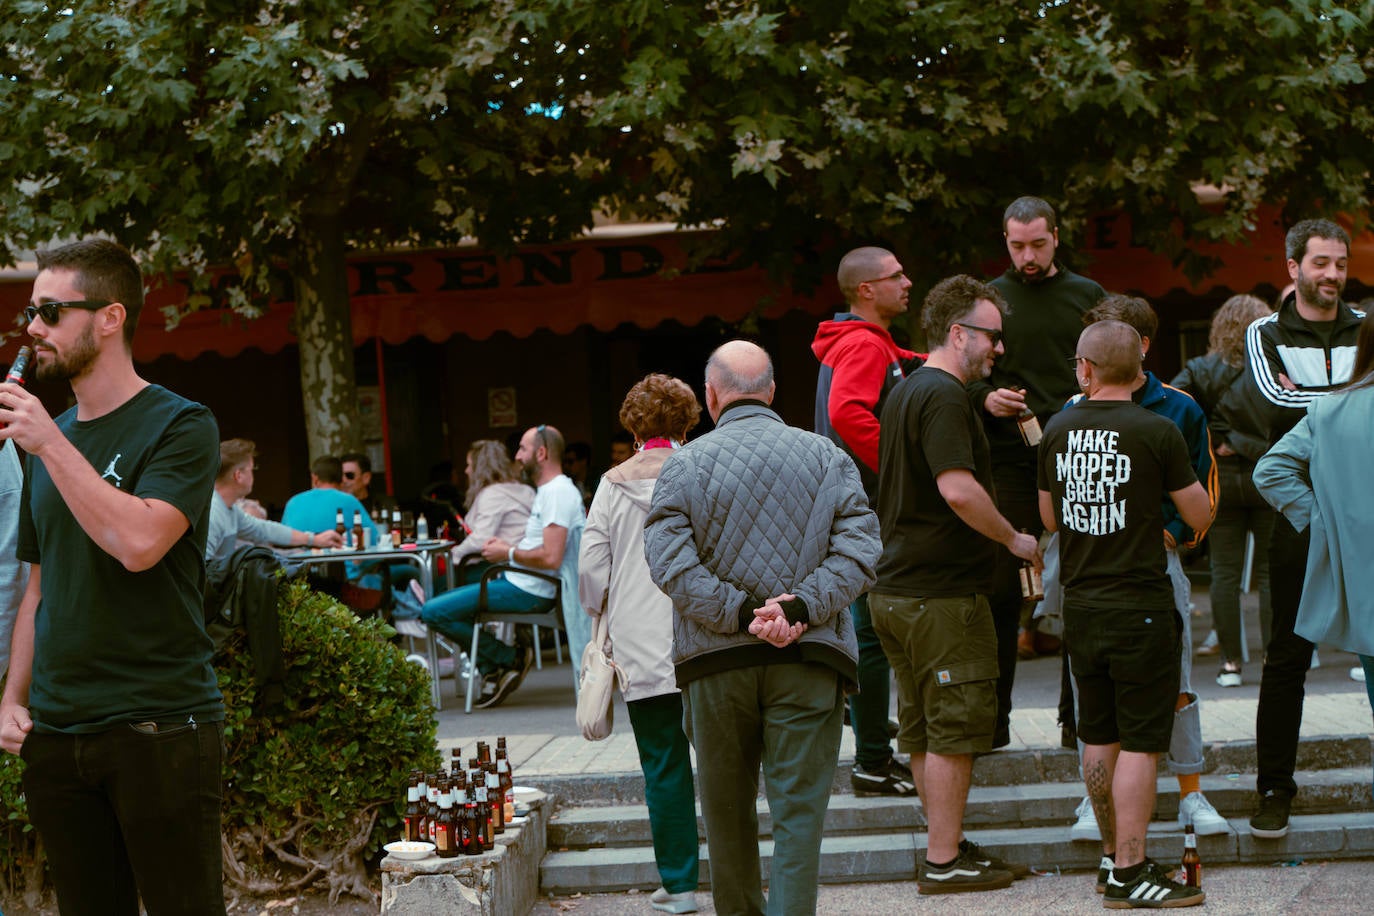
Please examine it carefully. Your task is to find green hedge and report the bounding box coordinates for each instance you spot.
[0,577,440,906]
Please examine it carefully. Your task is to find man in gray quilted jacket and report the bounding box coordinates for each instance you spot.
[646,340,881,916]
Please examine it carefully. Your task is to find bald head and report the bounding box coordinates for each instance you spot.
[837,247,893,305]
[1078,320,1142,386]
[705,340,775,420]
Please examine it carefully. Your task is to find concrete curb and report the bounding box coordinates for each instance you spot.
[522,734,1373,806]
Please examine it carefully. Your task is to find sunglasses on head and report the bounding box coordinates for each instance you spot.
[25,300,111,326]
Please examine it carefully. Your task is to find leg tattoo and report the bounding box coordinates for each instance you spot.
[1085,758,1115,849]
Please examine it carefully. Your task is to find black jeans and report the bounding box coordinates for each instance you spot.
[1255,516,1314,798]
[21,717,226,916]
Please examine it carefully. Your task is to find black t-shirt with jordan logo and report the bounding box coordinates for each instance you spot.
[1037,400,1197,612]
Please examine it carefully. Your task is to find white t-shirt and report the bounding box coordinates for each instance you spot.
[505,474,585,598]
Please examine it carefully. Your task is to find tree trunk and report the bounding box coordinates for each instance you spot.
[291,211,362,461]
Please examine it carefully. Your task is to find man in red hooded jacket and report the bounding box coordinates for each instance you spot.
[812,246,924,796]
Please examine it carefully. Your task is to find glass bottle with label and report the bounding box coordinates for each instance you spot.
[1018,529,1044,601]
[1015,389,1042,447]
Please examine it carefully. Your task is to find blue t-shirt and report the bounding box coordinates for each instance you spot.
[281,487,378,577]
[18,385,222,732]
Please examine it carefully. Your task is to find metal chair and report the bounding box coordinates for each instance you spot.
[464,563,576,712]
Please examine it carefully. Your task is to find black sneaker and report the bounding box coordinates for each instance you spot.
[1096,855,1113,894]
[917,851,1013,895]
[959,837,1029,879]
[851,756,918,797]
[1103,859,1204,908]
[1250,790,1292,838]
[473,668,522,709]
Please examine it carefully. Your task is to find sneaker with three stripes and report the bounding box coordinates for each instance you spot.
[1103,858,1204,908]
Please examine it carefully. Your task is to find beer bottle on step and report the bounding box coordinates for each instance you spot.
[486,762,505,834]
[403,771,422,842]
[459,773,481,856]
[427,772,442,844]
[415,771,430,840]
[1181,824,1201,888]
[435,777,458,858]
[496,739,515,822]
[471,759,493,850]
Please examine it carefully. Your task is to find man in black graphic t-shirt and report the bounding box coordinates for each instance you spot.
[1038,321,1211,909]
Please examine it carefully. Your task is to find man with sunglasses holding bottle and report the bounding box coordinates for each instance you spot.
[0,238,225,915]
[973,196,1105,749]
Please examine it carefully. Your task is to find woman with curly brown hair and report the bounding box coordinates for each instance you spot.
[579,374,702,914]
[1172,294,1275,686]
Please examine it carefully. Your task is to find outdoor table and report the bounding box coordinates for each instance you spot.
[280,540,455,707]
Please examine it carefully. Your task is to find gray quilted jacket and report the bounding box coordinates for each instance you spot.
[644,401,880,684]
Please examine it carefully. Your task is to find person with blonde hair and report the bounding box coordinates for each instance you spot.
[580,373,703,914]
[1172,294,1276,685]
[450,440,535,575]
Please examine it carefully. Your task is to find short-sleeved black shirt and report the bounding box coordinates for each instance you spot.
[1037,400,1197,612]
[875,366,996,596]
[18,384,222,733]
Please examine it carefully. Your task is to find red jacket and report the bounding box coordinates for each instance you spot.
[812,314,921,501]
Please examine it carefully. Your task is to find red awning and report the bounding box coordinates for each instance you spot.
[3,216,1370,363]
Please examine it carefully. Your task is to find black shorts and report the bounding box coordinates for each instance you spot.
[1065,606,1181,753]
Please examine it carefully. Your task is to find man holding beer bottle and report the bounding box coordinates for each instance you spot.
[0,238,226,915]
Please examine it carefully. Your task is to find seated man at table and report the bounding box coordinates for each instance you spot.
[208,439,343,563]
[340,451,397,518]
[283,455,378,580]
[421,424,585,709]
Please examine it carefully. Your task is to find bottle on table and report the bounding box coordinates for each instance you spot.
[391,508,403,547]
[352,510,365,551]
[417,514,429,541]
[335,508,347,547]
[1181,823,1202,888]
[1018,529,1044,602]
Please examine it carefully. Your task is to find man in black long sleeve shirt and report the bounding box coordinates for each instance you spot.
[971,196,1104,747]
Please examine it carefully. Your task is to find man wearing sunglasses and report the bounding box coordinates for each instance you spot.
[872,275,1040,894]
[0,238,227,914]
[973,196,1106,748]
[812,246,923,800]
[340,450,396,518]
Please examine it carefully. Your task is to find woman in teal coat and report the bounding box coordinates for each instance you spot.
[1254,309,1374,714]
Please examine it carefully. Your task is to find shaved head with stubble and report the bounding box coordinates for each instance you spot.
[1077,320,1142,387]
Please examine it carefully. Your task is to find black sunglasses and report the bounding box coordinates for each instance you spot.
[25,300,111,326]
[955,322,1003,346]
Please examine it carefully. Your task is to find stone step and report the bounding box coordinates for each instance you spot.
[540,811,1374,896]
[520,734,1372,806]
[547,767,1372,849]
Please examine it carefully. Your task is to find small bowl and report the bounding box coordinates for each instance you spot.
[384,841,435,861]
